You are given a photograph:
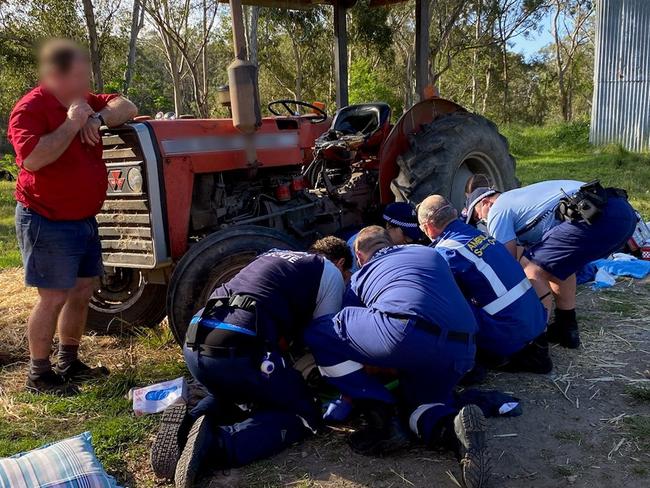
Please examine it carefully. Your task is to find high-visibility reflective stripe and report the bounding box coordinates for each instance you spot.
[483,278,532,315]
[318,360,364,378]
[437,239,507,296]
[296,415,318,434]
[409,403,445,436]
[200,318,257,336]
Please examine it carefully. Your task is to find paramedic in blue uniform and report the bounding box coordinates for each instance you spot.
[418,195,551,373]
[150,237,352,486]
[306,226,491,488]
[347,202,423,272]
[466,180,637,349]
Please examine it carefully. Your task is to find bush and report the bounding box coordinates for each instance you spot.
[0,154,17,180]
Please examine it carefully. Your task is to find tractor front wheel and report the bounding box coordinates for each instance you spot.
[166,225,302,345]
[391,111,518,208]
[87,268,168,334]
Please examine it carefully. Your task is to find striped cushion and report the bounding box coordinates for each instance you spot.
[0,432,119,488]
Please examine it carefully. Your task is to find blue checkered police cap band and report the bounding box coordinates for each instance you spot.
[465,187,498,224]
[382,202,419,228]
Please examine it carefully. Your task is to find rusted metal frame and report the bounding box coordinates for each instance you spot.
[415,0,431,101]
[333,3,349,108]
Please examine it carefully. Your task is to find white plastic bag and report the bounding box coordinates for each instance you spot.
[130,377,187,415]
[592,267,616,289]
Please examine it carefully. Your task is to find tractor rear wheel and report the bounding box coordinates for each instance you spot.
[391,111,517,208]
[166,225,301,345]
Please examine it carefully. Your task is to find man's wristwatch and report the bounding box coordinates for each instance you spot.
[91,113,106,126]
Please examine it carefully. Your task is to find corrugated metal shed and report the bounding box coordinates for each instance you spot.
[590,0,650,152]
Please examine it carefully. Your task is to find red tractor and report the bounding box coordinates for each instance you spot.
[90,0,517,344]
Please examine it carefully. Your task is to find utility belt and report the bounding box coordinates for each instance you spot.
[556,180,627,225]
[386,313,475,345]
[517,181,628,237]
[185,293,263,359]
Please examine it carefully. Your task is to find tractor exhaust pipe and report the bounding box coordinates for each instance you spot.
[228,0,261,167]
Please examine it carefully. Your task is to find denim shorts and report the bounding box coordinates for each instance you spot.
[15,205,103,289]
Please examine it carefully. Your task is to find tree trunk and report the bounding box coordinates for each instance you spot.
[123,0,145,95]
[482,60,492,114]
[471,0,482,111]
[249,6,259,67]
[501,40,509,122]
[81,0,103,92]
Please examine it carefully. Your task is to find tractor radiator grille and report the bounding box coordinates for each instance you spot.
[98,126,156,267]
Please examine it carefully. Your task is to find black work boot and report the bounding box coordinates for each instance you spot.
[348,401,410,456]
[501,333,553,374]
[25,370,79,396]
[54,359,110,382]
[175,415,218,488]
[454,405,491,488]
[547,309,580,349]
[151,404,194,480]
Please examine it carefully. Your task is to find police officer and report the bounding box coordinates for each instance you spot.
[305,226,491,488]
[347,202,423,272]
[150,237,352,487]
[466,180,637,348]
[418,195,551,373]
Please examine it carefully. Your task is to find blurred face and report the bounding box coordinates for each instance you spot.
[41,57,91,103]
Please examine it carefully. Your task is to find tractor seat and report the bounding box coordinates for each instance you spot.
[331,103,391,147]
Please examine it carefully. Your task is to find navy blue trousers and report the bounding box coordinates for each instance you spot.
[304,308,476,444]
[183,346,320,467]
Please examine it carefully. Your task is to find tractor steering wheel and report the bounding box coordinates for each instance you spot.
[268,99,328,123]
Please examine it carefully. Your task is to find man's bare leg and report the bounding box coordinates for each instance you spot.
[57,277,96,346]
[548,274,576,310]
[28,288,69,361]
[520,257,554,322]
[26,288,80,394]
[55,277,108,379]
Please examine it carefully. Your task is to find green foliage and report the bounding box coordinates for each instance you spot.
[0,181,20,269]
[349,58,401,113]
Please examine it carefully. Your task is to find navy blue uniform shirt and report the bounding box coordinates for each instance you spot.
[348,245,477,334]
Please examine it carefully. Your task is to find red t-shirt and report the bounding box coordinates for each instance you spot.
[8,85,118,221]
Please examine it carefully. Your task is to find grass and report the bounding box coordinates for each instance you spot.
[503,123,650,218]
[0,322,185,483]
[0,181,20,269]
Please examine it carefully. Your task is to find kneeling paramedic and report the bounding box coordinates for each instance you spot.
[467,180,637,349]
[305,226,491,488]
[150,237,352,486]
[418,195,550,374]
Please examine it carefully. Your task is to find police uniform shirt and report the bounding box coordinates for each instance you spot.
[216,250,344,342]
[488,180,584,246]
[349,245,477,334]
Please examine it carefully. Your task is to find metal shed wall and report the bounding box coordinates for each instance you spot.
[590,0,650,152]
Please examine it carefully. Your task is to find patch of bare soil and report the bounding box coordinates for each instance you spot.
[229,280,650,488]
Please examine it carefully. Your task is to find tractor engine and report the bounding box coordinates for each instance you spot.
[188,146,377,242]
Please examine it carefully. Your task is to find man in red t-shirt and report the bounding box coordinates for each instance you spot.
[8,39,138,395]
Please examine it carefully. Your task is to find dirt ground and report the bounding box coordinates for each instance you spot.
[1,267,649,488]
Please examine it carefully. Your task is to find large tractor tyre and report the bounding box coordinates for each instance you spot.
[391,111,517,208]
[87,268,168,334]
[167,225,302,345]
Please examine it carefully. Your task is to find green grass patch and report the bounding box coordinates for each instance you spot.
[0,349,185,479]
[508,123,650,219]
[0,181,20,269]
[624,415,650,450]
[626,386,650,402]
